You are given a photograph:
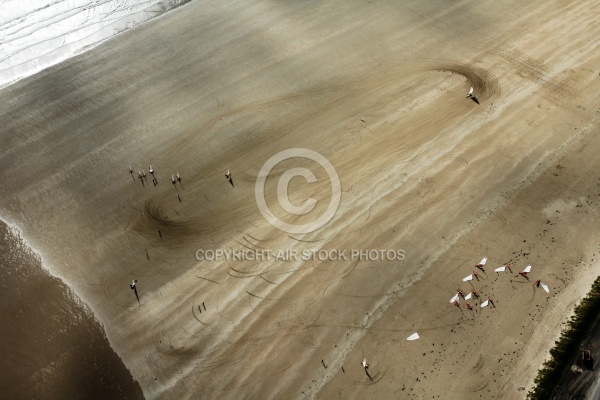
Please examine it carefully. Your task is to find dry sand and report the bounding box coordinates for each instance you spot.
[1,0,600,398]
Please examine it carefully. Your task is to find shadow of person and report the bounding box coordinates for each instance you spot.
[584,356,594,370]
[470,96,480,105]
[130,280,140,305]
[365,368,373,381]
[582,351,594,370]
[133,288,139,305]
[228,177,234,187]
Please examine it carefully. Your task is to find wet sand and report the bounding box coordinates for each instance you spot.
[0,221,144,400]
[1,0,600,399]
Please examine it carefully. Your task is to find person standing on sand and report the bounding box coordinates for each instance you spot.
[519,264,532,279]
[475,256,487,272]
[171,174,177,191]
[362,358,373,381]
[225,170,234,187]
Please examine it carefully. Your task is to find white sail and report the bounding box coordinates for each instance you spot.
[523,264,532,273]
[407,332,420,341]
[450,293,460,303]
[479,257,487,266]
[463,274,473,282]
[541,283,549,293]
[464,292,472,300]
[495,266,506,273]
[480,299,489,308]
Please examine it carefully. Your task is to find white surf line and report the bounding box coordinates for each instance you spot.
[0,214,115,320]
[0,214,149,392]
[0,214,74,296]
[0,0,195,90]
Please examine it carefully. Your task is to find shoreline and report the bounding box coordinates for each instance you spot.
[0,0,195,90]
[0,219,144,399]
[1,0,600,398]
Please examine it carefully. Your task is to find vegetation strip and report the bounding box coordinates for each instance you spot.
[528,276,600,399]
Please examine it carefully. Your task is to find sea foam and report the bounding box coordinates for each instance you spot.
[0,0,191,89]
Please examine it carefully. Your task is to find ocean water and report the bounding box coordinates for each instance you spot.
[0,0,192,89]
[0,220,145,399]
[0,2,198,397]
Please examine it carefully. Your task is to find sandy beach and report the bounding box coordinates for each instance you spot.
[1,0,600,398]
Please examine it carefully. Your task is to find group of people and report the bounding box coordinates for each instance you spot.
[126,165,235,305]
[129,165,234,191]
[130,164,158,186]
[451,257,550,311]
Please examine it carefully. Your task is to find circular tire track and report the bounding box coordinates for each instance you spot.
[420,62,501,103]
